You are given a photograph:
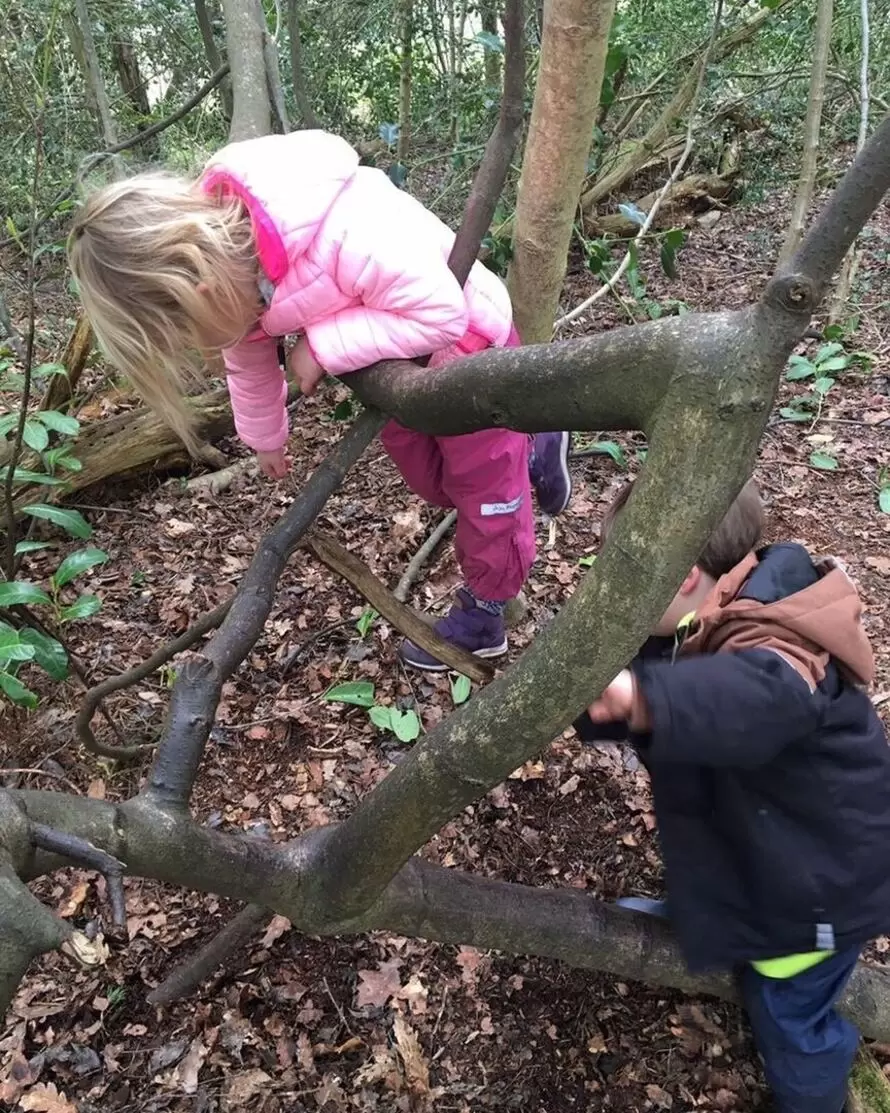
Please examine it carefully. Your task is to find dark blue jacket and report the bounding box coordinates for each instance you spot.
[575,544,890,972]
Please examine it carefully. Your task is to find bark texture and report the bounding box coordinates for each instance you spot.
[508,0,618,342]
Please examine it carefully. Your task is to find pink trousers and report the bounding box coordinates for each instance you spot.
[380,326,535,601]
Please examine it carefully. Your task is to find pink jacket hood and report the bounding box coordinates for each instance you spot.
[199,131,513,452]
[202,131,360,282]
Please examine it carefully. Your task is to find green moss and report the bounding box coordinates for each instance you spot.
[850,1052,890,1113]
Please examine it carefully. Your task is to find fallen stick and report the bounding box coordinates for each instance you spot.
[306,530,494,683]
[393,509,457,603]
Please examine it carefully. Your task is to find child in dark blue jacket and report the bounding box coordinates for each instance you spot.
[575,479,890,1113]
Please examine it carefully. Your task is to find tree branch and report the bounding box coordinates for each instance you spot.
[30,823,126,927]
[394,510,456,603]
[12,788,890,1040]
[76,600,231,761]
[143,408,385,811]
[306,530,493,683]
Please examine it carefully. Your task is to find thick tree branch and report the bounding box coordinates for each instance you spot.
[30,824,126,928]
[12,788,890,1040]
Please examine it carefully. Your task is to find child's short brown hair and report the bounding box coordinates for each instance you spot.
[600,478,764,580]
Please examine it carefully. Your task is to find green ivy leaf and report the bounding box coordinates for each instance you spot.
[815,342,845,362]
[22,504,92,539]
[578,554,597,568]
[324,680,376,708]
[0,414,20,437]
[809,451,839,471]
[812,376,835,396]
[589,440,627,468]
[786,357,816,381]
[22,420,49,453]
[369,705,393,730]
[779,407,811,423]
[14,541,52,555]
[0,670,38,708]
[19,627,69,680]
[33,362,67,379]
[450,674,472,705]
[37,410,80,436]
[1,467,67,487]
[0,631,36,663]
[879,487,890,515]
[51,547,108,589]
[0,581,52,607]
[60,594,102,622]
[391,709,421,743]
[816,356,850,373]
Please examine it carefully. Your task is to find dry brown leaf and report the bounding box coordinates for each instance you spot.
[222,1068,273,1111]
[355,956,403,1009]
[353,1046,400,1090]
[645,1083,674,1109]
[86,778,106,799]
[0,1052,35,1104]
[393,1014,429,1096]
[397,973,429,1015]
[165,517,195,537]
[297,1030,316,1076]
[559,774,580,797]
[18,1082,78,1113]
[260,914,292,948]
[455,946,482,986]
[865,555,890,576]
[392,508,423,542]
[173,1036,207,1094]
[57,879,89,918]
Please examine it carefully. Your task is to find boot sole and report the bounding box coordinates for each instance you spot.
[400,639,509,672]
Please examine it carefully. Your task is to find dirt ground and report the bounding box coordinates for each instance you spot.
[1,179,890,1112]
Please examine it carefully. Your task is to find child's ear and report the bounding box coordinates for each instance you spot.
[679,566,702,596]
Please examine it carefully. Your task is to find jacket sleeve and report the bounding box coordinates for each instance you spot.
[634,649,826,768]
[304,212,469,373]
[573,711,630,745]
[222,334,288,452]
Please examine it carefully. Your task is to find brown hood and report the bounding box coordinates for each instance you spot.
[682,549,874,689]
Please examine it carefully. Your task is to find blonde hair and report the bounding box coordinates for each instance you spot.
[67,173,259,451]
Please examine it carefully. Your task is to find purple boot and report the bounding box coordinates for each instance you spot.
[399,588,508,672]
[530,432,573,517]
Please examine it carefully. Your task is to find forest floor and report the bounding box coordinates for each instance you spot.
[2,174,890,1113]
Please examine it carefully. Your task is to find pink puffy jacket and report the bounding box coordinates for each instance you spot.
[201,131,514,453]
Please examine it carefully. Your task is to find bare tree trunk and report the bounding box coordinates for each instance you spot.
[397,0,414,161]
[829,0,869,322]
[220,0,272,140]
[261,0,290,134]
[780,0,834,263]
[480,0,502,89]
[71,0,122,173]
[195,0,234,119]
[286,0,320,128]
[111,37,160,158]
[507,0,617,343]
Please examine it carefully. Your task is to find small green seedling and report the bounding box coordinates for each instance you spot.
[450,674,471,706]
[369,705,421,743]
[355,607,378,638]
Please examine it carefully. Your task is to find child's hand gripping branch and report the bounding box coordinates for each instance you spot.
[256,338,325,478]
